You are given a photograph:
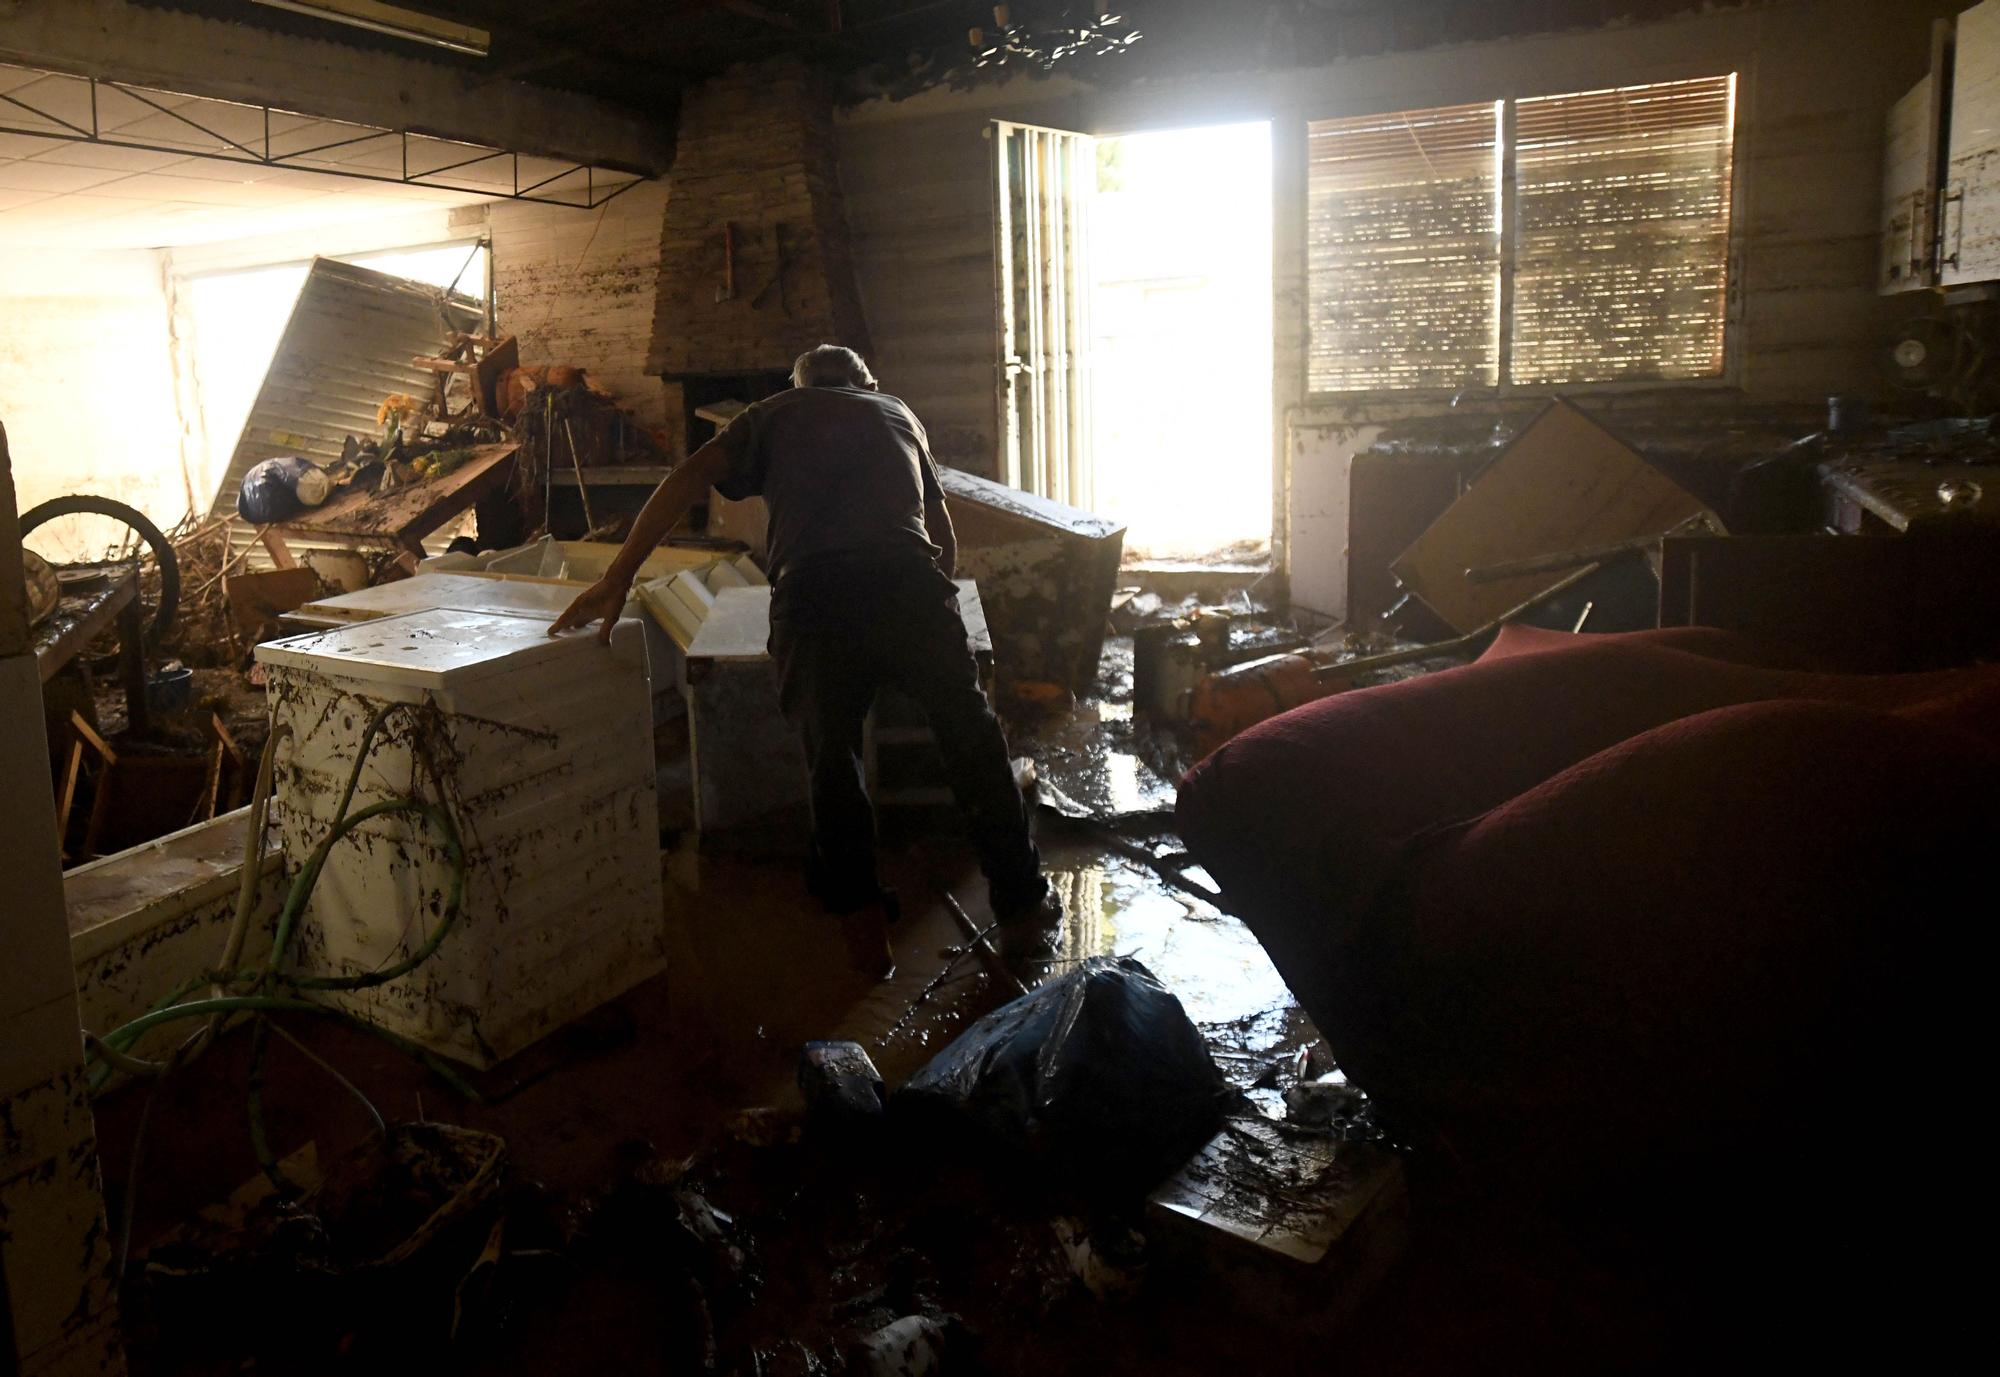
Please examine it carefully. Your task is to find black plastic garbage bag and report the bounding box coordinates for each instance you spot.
[236,456,328,524]
[895,957,1226,1185]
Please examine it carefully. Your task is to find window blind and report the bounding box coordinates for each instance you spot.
[1306,101,1501,393]
[1510,75,1736,385]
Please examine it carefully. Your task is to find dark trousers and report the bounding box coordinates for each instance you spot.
[768,553,1044,916]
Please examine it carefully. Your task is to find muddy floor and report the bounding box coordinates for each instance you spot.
[89,638,1838,1376]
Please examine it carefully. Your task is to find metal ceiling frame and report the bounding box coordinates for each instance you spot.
[0,64,649,208]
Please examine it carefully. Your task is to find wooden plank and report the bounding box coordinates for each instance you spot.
[473,335,519,416]
[31,572,135,684]
[258,527,298,569]
[273,442,519,547]
[1815,455,2000,531]
[226,567,323,641]
[1390,399,1711,633]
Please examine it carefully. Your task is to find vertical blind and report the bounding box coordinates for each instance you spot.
[1306,75,1736,393]
[1511,75,1736,385]
[1306,101,1502,392]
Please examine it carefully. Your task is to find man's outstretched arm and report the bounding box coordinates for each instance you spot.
[549,440,735,642]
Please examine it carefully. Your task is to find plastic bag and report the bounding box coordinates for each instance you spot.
[236,456,329,524]
[895,957,1225,1184]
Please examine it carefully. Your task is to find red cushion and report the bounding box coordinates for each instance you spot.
[1178,626,2000,925]
[1175,628,2000,1186]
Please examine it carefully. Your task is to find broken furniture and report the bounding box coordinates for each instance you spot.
[256,608,666,1067]
[1149,1113,1403,1299]
[410,333,519,423]
[206,258,489,564]
[1177,624,2000,1202]
[260,442,521,573]
[225,566,322,645]
[1391,398,1715,633]
[1815,448,2000,532]
[55,710,208,863]
[938,467,1125,695]
[31,562,151,735]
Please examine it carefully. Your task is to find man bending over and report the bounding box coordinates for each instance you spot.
[551,345,1059,976]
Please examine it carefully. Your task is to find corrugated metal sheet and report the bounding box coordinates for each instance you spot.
[208,258,482,551]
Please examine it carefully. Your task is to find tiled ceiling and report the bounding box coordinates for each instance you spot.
[0,133,492,249]
[0,61,643,249]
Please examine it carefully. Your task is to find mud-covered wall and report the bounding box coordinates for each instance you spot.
[491,184,672,428]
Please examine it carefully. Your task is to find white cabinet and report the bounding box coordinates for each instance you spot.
[1884,74,1943,292]
[1946,2,2000,283]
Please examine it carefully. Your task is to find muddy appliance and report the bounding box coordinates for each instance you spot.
[256,609,665,1067]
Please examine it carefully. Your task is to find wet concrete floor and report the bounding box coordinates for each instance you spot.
[87,640,1689,1375]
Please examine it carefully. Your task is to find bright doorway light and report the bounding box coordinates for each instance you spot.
[1090,122,1272,562]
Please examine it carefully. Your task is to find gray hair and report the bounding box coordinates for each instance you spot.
[792,344,876,389]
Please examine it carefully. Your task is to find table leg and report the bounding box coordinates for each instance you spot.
[259,527,298,568]
[117,594,150,737]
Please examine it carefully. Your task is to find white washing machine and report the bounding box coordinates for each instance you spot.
[256,608,665,1067]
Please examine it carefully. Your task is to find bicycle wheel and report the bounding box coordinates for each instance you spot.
[18,494,181,641]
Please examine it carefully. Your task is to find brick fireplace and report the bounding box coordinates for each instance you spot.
[649,55,871,457]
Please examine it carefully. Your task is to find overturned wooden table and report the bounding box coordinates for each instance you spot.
[31,563,150,736]
[261,442,521,571]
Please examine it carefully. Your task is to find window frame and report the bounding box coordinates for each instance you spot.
[1300,76,1744,404]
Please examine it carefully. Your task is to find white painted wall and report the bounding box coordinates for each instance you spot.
[0,248,194,538]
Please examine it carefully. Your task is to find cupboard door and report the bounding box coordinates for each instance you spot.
[1946,1,2000,283]
[1883,76,1938,293]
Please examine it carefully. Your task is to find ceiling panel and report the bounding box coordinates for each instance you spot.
[0,160,130,193]
[24,142,193,173]
[0,129,498,247]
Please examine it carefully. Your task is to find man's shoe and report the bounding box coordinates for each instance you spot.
[835,905,897,981]
[994,886,1066,966]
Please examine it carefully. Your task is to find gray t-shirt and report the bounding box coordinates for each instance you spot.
[711,384,945,582]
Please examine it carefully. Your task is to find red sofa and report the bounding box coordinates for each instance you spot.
[1177,626,2000,1193]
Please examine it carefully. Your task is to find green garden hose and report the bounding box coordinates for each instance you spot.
[84,699,479,1198]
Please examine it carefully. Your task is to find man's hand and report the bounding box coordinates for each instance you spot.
[548,576,630,644]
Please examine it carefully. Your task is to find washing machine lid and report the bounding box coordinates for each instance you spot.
[256,607,613,690]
